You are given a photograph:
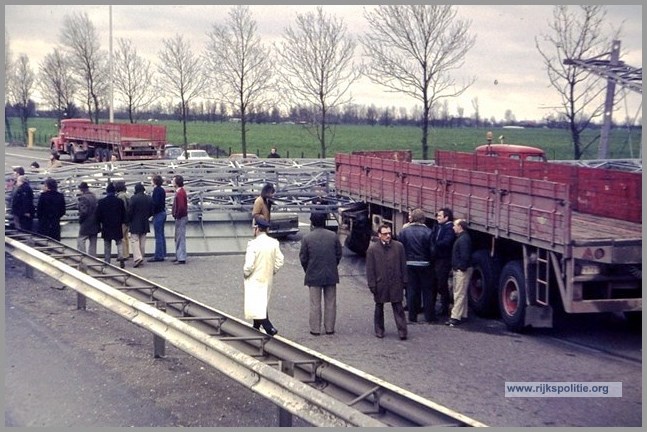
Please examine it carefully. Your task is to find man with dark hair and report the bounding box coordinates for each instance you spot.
[447,219,472,327]
[267,147,281,158]
[96,182,127,267]
[172,175,188,264]
[77,181,99,257]
[11,175,35,231]
[148,174,167,262]
[128,182,153,268]
[36,177,66,240]
[252,182,275,224]
[243,217,284,336]
[366,224,408,340]
[432,207,456,317]
[299,212,343,336]
[398,208,436,323]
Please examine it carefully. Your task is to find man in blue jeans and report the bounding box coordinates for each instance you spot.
[148,174,167,262]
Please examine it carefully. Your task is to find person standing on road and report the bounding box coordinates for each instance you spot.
[11,175,35,231]
[366,224,408,340]
[243,218,284,336]
[36,177,66,241]
[299,212,343,336]
[128,182,154,268]
[76,181,99,257]
[96,182,127,267]
[171,175,188,264]
[398,208,436,323]
[447,219,473,327]
[432,207,456,318]
[252,182,275,225]
[148,174,167,262]
[114,181,131,263]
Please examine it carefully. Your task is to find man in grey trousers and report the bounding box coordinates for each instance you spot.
[299,212,343,336]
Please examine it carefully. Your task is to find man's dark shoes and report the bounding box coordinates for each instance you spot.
[266,327,278,336]
[133,259,142,268]
[325,331,335,335]
[147,257,164,262]
[119,259,125,269]
[173,260,186,265]
[310,331,321,336]
[445,318,462,327]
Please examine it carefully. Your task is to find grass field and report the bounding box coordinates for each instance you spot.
[6,116,642,160]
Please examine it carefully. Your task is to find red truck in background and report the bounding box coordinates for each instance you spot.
[50,118,167,162]
[336,148,642,331]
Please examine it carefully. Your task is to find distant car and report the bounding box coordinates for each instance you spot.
[164,145,183,159]
[177,150,212,160]
[228,153,259,161]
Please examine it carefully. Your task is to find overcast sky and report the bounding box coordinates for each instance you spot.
[4,4,643,123]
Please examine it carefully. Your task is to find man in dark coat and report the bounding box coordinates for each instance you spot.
[398,208,436,323]
[77,181,99,257]
[36,177,66,240]
[432,207,456,317]
[366,224,408,340]
[128,182,153,268]
[95,182,126,267]
[11,175,35,231]
[299,212,343,336]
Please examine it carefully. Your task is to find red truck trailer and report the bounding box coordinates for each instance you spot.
[336,149,642,331]
[50,118,167,162]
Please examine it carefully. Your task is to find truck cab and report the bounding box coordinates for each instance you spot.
[474,144,547,162]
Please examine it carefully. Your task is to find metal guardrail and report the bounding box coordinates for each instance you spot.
[5,228,487,427]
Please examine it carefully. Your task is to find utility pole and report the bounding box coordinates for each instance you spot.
[109,5,114,122]
[563,39,642,160]
[597,40,620,159]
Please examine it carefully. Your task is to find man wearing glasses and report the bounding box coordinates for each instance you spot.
[366,224,408,340]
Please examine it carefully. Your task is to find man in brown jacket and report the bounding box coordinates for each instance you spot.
[366,224,408,340]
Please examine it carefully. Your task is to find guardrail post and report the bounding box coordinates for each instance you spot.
[24,263,34,279]
[76,262,87,310]
[154,301,167,358]
[279,360,295,427]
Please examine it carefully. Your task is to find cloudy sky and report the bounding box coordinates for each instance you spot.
[4,4,643,123]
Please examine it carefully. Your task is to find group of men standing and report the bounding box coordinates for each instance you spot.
[366,207,473,340]
[75,175,188,268]
[242,182,473,340]
[9,168,189,269]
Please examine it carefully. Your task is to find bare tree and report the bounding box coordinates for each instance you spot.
[158,34,206,152]
[471,97,480,128]
[38,48,78,125]
[275,6,360,158]
[205,5,274,157]
[361,5,475,159]
[536,5,614,159]
[10,54,36,143]
[60,12,108,124]
[113,38,159,123]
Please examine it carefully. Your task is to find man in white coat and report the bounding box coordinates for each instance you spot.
[243,217,284,335]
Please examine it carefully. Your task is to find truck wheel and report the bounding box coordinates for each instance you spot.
[468,249,500,317]
[498,260,527,332]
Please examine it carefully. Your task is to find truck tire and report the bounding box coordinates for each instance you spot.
[498,260,527,332]
[468,249,500,317]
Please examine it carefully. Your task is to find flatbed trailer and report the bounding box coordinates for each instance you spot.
[335,150,641,331]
